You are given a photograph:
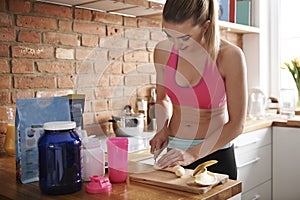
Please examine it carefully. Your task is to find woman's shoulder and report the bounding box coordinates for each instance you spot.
[217,39,247,74]
[154,40,173,65]
[219,39,244,58]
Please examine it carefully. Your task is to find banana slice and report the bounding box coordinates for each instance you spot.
[192,160,218,177]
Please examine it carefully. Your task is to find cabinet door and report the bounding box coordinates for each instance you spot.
[273,126,300,200]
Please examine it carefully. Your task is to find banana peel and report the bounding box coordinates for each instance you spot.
[191,160,218,186]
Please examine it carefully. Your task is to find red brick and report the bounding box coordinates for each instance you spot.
[34,2,72,19]
[151,30,166,41]
[109,97,131,110]
[76,61,94,74]
[0,75,11,89]
[0,13,13,27]
[11,90,35,103]
[74,8,92,21]
[0,59,9,73]
[18,30,41,43]
[44,32,80,46]
[0,28,15,42]
[14,76,56,89]
[57,75,75,88]
[125,74,150,86]
[76,74,100,88]
[110,75,124,86]
[0,0,6,11]
[17,15,57,30]
[125,28,150,40]
[123,63,137,74]
[73,21,106,35]
[107,26,124,36]
[129,40,147,50]
[124,17,137,27]
[0,107,7,121]
[94,60,110,74]
[9,0,31,13]
[55,48,74,60]
[103,62,122,74]
[95,87,123,99]
[75,48,108,61]
[124,50,149,63]
[108,50,122,62]
[12,59,34,74]
[97,75,109,87]
[12,45,54,59]
[81,34,99,47]
[93,100,108,112]
[0,91,9,105]
[138,18,161,29]
[100,37,128,49]
[36,61,75,74]
[59,20,72,32]
[0,44,9,57]
[92,11,123,25]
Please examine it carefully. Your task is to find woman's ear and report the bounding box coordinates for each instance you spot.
[203,20,211,33]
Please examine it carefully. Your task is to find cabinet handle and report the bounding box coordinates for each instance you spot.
[234,138,260,148]
[237,157,260,168]
[251,194,261,200]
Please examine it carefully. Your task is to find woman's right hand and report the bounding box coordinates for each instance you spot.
[149,128,169,160]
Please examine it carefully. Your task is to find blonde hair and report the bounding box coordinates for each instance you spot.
[163,0,220,61]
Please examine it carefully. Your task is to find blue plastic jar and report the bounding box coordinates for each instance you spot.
[38,121,82,195]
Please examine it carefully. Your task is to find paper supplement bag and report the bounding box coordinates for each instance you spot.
[15,97,71,184]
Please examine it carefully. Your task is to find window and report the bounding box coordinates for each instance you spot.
[279,0,300,90]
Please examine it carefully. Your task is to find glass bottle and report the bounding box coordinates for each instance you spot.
[4,107,15,156]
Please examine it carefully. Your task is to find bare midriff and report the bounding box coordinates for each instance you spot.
[168,104,227,140]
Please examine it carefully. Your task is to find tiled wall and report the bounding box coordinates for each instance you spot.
[0,0,242,134]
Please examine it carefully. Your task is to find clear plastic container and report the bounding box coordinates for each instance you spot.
[38,121,82,195]
[82,137,105,181]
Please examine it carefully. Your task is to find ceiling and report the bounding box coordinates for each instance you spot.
[39,0,165,18]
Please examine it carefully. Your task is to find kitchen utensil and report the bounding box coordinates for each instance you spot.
[112,113,144,137]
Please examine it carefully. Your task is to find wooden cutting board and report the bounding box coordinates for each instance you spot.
[129,164,229,194]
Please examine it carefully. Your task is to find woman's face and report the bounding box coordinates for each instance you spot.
[162,18,205,51]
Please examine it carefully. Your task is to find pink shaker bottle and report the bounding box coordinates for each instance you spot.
[106,137,128,183]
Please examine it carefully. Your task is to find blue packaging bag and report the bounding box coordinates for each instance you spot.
[15,97,71,184]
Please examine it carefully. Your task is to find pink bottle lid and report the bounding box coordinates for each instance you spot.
[86,176,112,194]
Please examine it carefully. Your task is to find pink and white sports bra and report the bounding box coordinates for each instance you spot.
[164,47,227,109]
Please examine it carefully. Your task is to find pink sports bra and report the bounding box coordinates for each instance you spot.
[164,47,227,109]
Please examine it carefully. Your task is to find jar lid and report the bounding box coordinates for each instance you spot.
[44,121,76,131]
[86,176,112,194]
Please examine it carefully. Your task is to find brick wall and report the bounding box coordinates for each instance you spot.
[0,0,242,135]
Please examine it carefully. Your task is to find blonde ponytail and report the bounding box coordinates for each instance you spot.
[205,0,220,61]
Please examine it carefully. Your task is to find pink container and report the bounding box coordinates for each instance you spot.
[106,137,128,183]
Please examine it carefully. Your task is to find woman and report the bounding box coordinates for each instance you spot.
[149,0,247,180]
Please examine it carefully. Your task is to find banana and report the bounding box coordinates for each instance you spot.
[192,160,218,177]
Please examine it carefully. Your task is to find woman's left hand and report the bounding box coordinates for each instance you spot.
[156,148,196,168]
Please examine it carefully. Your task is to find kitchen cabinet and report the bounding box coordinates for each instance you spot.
[272,126,300,200]
[232,127,272,199]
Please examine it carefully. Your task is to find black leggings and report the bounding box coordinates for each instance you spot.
[185,144,237,180]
